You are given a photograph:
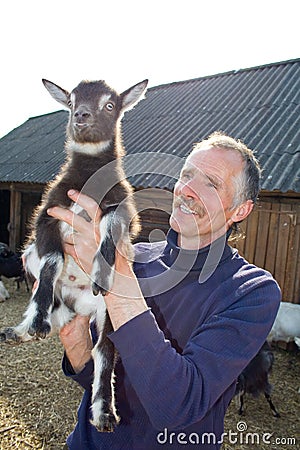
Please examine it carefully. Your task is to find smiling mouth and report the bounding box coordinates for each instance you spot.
[179,204,198,215]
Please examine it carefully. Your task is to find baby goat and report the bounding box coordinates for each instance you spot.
[0,77,148,432]
[235,341,280,417]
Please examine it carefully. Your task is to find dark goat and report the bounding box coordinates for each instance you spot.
[235,341,280,417]
[0,243,29,290]
[0,77,148,432]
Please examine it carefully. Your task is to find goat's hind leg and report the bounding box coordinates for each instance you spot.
[92,210,131,296]
[237,393,245,415]
[90,311,119,432]
[91,211,118,296]
[264,393,280,418]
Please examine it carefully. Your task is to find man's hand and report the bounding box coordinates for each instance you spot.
[47,189,101,274]
[103,248,148,331]
[60,315,93,373]
[48,189,148,333]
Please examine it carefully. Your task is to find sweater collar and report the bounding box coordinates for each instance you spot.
[163,228,233,279]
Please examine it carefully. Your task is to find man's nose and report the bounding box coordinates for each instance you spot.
[178,180,198,199]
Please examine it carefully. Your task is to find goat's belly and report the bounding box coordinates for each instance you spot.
[52,282,105,330]
[60,255,91,287]
[60,283,104,315]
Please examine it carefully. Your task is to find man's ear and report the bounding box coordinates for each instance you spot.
[232,200,254,223]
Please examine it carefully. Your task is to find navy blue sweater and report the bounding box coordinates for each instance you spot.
[63,229,281,449]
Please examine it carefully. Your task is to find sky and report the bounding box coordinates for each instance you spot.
[1,0,299,139]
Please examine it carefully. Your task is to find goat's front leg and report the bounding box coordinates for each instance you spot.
[27,213,66,338]
[0,248,64,343]
[27,251,64,338]
[90,311,119,432]
[0,215,65,343]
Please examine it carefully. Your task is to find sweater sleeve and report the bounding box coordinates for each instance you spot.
[109,274,281,430]
[62,353,94,392]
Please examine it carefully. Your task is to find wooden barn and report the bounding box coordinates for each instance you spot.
[0,58,299,303]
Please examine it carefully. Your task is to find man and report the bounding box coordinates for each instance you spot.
[48,132,281,449]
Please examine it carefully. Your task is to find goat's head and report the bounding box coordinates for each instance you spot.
[0,243,10,258]
[42,78,148,144]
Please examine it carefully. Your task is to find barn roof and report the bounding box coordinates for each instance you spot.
[0,58,299,193]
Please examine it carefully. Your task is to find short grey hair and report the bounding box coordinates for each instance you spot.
[192,131,262,208]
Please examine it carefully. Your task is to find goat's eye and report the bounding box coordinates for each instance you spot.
[67,99,73,108]
[105,102,114,111]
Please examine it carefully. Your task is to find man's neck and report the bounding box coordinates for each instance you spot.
[177,227,230,250]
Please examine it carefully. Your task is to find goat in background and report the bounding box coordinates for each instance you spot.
[268,301,300,350]
[0,280,9,302]
[235,341,280,418]
[0,77,148,432]
[0,242,29,292]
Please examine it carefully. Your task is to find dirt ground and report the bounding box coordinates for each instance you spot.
[0,279,299,450]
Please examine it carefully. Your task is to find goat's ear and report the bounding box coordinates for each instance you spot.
[42,79,70,108]
[121,79,148,112]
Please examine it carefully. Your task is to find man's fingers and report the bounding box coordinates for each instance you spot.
[47,206,98,236]
[47,190,101,233]
[67,190,101,223]
[47,206,86,233]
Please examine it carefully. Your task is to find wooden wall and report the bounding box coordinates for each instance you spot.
[135,188,172,242]
[233,196,300,303]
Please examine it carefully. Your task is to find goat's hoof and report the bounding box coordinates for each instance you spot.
[0,327,21,344]
[92,282,101,296]
[92,282,107,297]
[91,412,119,433]
[28,321,51,339]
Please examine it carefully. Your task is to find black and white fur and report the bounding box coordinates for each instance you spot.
[235,341,280,417]
[0,77,148,431]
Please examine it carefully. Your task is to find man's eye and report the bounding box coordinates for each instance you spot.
[208,182,217,189]
[180,172,191,181]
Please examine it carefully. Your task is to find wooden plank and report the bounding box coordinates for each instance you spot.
[264,202,280,275]
[274,204,292,293]
[229,220,247,256]
[243,206,259,263]
[282,203,299,302]
[254,202,271,268]
[237,221,247,256]
[9,188,22,252]
[292,205,300,303]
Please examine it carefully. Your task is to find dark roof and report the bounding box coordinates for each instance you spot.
[1,58,299,193]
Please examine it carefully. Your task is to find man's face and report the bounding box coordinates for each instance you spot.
[169,146,245,249]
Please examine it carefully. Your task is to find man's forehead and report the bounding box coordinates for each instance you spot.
[185,146,244,171]
[183,147,217,171]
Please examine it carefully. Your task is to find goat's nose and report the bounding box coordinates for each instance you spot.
[74,109,91,120]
